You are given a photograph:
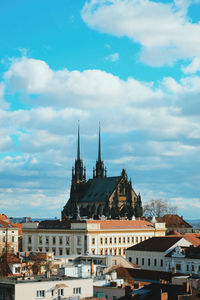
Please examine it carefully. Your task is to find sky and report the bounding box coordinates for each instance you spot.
[0,0,200,219]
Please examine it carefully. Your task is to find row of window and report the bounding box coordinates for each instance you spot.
[1,236,15,242]
[98,248,126,255]
[36,287,81,298]
[168,263,200,273]
[97,236,151,246]
[129,257,164,267]
[28,235,82,246]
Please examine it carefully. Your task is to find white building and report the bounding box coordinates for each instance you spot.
[165,245,200,275]
[0,276,93,300]
[126,236,192,272]
[22,219,166,257]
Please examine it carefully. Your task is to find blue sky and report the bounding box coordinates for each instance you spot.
[1,0,200,219]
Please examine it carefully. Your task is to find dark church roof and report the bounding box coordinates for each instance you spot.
[80,176,121,203]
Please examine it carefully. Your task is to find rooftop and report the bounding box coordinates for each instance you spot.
[157,214,192,229]
[126,236,183,252]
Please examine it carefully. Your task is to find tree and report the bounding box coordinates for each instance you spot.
[143,199,177,218]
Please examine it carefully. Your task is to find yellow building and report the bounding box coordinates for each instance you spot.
[22,219,166,257]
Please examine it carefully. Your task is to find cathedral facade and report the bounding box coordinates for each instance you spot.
[62,125,143,220]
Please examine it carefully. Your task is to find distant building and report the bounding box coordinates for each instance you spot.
[126,236,192,272]
[157,214,193,234]
[62,124,143,220]
[0,276,93,300]
[0,219,18,254]
[22,219,166,257]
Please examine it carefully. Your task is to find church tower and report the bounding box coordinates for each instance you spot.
[93,123,107,178]
[72,121,86,184]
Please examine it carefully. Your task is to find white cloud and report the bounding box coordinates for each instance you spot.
[105,52,119,62]
[81,0,200,66]
[182,57,200,74]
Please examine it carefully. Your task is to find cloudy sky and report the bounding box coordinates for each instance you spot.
[1,0,200,219]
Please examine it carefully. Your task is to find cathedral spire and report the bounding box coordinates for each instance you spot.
[72,121,86,184]
[94,122,106,178]
[77,120,81,161]
[98,122,101,162]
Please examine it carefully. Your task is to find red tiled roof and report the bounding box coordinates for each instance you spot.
[85,220,154,230]
[157,214,192,228]
[6,253,21,264]
[126,236,183,252]
[167,233,200,247]
[0,214,9,221]
[0,220,16,229]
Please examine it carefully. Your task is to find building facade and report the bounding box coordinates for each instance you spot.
[62,124,143,220]
[22,219,166,257]
[0,220,18,254]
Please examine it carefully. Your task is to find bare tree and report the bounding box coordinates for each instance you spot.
[143,199,177,218]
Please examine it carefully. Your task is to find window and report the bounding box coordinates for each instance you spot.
[127,237,130,243]
[66,236,70,245]
[92,238,95,245]
[136,237,138,243]
[77,248,82,255]
[77,236,81,246]
[154,259,157,266]
[123,249,126,255]
[100,249,103,255]
[105,238,108,244]
[114,237,117,244]
[66,248,70,255]
[39,236,42,244]
[110,248,112,255]
[59,248,63,255]
[140,237,142,242]
[148,258,150,266]
[119,248,121,255]
[46,237,49,244]
[58,289,64,296]
[28,247,32,251]
[73,287,81,294]
[119,237,121,243]
[142,258,144,265]
[36,290,45,298]
[92,249,95,255]
[114,249,117,255]
[110,237,112,244]
[105,249,108,255]
[11,236,15,242]
[15,267,21,273]
[129,257,132,263]
[59,237,63,245]
[28,236,32,244]
[132,237,134,243]
[2,236,5,242]
[160,259,163,267]
[187,265,189,272]
[192,265,194,272]
[52,248,56,255]
[39,248,42,252]
[52,237,56,245]
[176,264,181,271]
[100,238,103,244]
[45,248,49,252]
[136,258,138,264]
[123,237,126,243]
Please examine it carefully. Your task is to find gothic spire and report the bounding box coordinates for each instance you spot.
[98,122,101,162]
[77,120,81,161]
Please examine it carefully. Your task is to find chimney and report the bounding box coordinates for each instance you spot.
[161,291,168,300]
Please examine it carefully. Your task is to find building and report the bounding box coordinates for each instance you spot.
[0,276,93,300]
[126,236,192,272]
[165,245,200,275]
[62,124,143,220]
[22,219,166,257]
[157,214,193,234]
[0,219,18,254]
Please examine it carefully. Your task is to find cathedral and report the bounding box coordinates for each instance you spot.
[62,124,143,220]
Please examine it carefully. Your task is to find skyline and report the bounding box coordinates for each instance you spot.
[0,0,200,219]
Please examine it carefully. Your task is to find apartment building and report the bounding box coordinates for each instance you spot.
[0,220,18,254]
[22,219,166,257]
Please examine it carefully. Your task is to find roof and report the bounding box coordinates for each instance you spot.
[126,237,183,252]
[85,219,153,230]
[0,220,16,229]
[38,220,71,229]
[167,245,200,259]
[167,233,200,247]
[157,214,192,229]
[0,214,9,221]
[6,253,21,264]
[80,176,121,203]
